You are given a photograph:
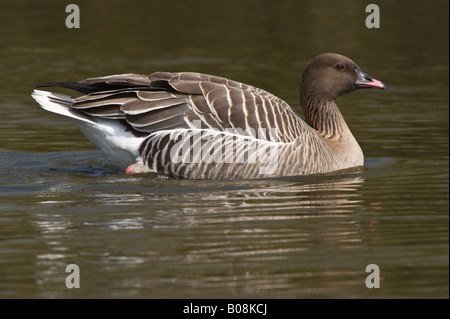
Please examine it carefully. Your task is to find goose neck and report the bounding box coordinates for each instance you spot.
[301,97,348,140]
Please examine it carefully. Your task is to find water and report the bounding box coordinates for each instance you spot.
[0,0,448,298]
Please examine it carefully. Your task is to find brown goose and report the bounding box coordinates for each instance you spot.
[32,53,386,179]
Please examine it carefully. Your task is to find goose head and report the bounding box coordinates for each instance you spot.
[299,53,387,104]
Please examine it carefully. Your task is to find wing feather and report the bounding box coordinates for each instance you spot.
[45,71,309,147]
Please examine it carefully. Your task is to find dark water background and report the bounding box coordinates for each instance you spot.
[0,0,448,298]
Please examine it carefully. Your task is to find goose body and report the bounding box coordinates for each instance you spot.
[32,53,386,179]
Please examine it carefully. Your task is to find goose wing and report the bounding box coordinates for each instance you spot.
[60,72,308,143]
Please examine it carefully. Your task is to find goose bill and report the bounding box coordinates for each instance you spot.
[354,69,387,89]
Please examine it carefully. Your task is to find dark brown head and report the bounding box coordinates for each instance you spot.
[299,53,386,104]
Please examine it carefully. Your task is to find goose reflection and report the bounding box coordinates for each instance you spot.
[30,173,368,297]
[85,172,366,234]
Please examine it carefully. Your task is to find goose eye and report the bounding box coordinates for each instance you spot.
[335,63,345,70]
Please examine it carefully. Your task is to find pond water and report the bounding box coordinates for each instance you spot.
[0,0,448,298]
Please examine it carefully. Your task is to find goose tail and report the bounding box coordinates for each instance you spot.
[31,89,93,124]
[31,89,145,170]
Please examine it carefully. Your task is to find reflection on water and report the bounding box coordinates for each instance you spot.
[1,149,374,297]
[0,151,447,298]
[0,140,447,298]
[91,174,364,210]
[23,166,368,298]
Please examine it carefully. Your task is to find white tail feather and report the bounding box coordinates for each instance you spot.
[32,89,145,170]
[32,89,93,124]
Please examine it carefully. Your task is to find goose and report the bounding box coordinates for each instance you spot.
[32,53,386,179]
